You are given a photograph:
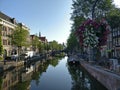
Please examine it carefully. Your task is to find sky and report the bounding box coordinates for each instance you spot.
[0,0,72,44]
[0,0,120,44]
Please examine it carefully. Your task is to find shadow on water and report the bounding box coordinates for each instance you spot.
[67,64,108,90]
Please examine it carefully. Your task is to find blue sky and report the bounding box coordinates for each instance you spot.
[0,0,72,43]
[0,0,120,44]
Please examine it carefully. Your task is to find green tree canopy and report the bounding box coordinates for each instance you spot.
[11,26,29,47]
[0,25,3,55]
[11,25,29,55]
[106,7,120,28]
[71,0,113,20]
[49,40,64,51]
[38,41,44,53]
[67,0,115,53]
[67,32,80,52]
[31,35,40,51]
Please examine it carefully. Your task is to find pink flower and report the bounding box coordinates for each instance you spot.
[75,18,111,47]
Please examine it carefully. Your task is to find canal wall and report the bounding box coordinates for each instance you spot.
[80,62,120,90]
[0,61,24,71]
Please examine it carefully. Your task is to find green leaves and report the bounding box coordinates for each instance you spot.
[11,25,29,47]
[67,32,79,51]
[71,0,113,20]
[0,25,3,55]
[106,7,120,28]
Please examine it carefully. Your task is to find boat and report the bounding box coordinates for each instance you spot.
[67,55,80,65]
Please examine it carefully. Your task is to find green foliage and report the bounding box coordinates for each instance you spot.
[38,42,44,53]
[106,7,120,28]
[10,25,29,55]
[57,44,64,51]
[67,0,114,52]
[11,26,29,47]
[49,40,64,51]
[32,35,40,51]
[13,81,30,90]
[32,71,40,85]
[0,25,3,55]
[67,32,80,52]
[0,77,3,90]
[49,57,59,67]
[0,56,3,61]
[71,0,113,19]
[71,16,86,32]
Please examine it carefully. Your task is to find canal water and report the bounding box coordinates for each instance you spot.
[0,56,108,90]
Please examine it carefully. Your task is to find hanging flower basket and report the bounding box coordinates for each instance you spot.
[75,18,110,48]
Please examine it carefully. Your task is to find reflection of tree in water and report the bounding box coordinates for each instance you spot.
[0,67,31,90]
[68,65,90,90]
[31,56,63,85]
[67,65,107,90]
[32,57,63,85]
[49,57,61,67]
[0,76,3,90]
[32,61,49,85]
[0,56,65,90]
[12,81,30,90]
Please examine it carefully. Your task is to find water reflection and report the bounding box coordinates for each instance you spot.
[67,64,108,90]
[0,56,108,90]
[30,56,72,90]
[0,67,24,90]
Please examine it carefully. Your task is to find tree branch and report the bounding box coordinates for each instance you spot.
[92,0,99,19]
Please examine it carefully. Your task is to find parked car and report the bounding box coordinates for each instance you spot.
[11,54,18,60]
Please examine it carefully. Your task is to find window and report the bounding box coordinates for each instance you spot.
[3,39,7,45]
[8,27,13,35]
[8,40,11,45]
[2,26,7,36]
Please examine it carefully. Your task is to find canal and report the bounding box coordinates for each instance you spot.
[0,56,108,90]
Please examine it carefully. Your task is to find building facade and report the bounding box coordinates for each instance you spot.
[30,34,48,54]
[0,12,30,58]
[112,27,120,58]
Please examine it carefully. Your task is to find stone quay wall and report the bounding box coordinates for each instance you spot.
[80,62,120,90]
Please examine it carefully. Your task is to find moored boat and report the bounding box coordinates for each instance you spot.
[67,55,80,65]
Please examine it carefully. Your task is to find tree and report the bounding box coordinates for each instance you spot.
[48,40,64,52]
[71,0,113,20]
[49,40,58,51]
[68,0,113,54]
[31,35,40,51]
[57,44,64,51]
[38,41,44,53]
[70,0,113,47]
[0,25,3,56]
[67,32,80,52]
[106,7,120,28]
[11,25,29,55]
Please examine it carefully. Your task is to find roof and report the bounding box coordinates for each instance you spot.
[30,35,36,39]
[39,37,47,42]
[0,11,17,24]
